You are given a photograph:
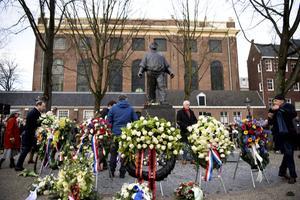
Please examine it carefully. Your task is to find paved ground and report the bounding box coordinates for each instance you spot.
[0,150,300,200]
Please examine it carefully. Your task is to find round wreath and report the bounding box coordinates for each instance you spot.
[187,116,235,169]
[238,119,270,169]
[118,116,183,181]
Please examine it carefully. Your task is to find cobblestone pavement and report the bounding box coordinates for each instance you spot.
[0,150,299,200]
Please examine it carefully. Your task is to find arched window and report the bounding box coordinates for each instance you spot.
[52,59,64,91]
[210,60,224,90]
[131,59,145,92]
[109,59,123,92]
[184,60,198,91]
[77,59,91,91]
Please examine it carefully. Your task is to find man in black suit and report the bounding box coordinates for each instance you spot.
[15,99,46,171]
[177,100,197,163]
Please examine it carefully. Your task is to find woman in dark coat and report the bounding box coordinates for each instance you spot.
[0,113,21,168]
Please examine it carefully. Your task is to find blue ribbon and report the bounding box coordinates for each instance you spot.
[133,185,144,200]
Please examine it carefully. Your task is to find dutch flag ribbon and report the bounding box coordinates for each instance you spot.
[204,148,222,181]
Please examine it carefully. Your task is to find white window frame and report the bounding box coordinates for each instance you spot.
[233,111,242,122]
[83,110,94,120]
[293,82,300,91]
[267,79,274,91]
[295,101,300,111]
[54,37,66,50]
[220,112,228,124]
[286,98,292,104]
[197,92,206,106]
[265,59,272,72]
[291,62,296,71]
[286,63,288,72]
[57,109,69,118]
[257,63,261,72]
[259,82,263,92]
[273,60,278,72]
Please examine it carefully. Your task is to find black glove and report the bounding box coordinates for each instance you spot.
[170,73,175,79]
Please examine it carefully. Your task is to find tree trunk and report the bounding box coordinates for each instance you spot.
[42,48,53,111]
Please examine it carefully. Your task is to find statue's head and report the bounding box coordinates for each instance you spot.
[149,42,158,50]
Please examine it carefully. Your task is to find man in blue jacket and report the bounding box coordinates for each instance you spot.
[107,95,138,178]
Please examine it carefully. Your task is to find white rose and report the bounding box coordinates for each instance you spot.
[191,145,197,152]
[142,144,147,149]
[141,136,145,141]
[158,127,164,132]
[123,191,129,198]
[161,145,166,151]
[179,150,184,155]
[170,127,175,132]
[148,131,153,136]
[143,120,148,125]
[220,154,225,158]
[137,144,142,149]
[121,154,125,158]
[166,122,171,127]
[226,151,231,155]
[149,144,154,149]
[129,144,134,149]
[121,134,126,140]
[161,123,165,127]
[155,122,160,127]
[167,143,172,149]
[142,130,147,135]
[152,137,159,144]
[173,150,178,155]
[136,131,141,137]
[146,140,151,144]
[140,116,145,121]
[154,116,159,121]
[187,126,193,132]
[198,153,205,158]
[127,123,132,129]
[156,144,161,149]
[205,156,210,161]
[99,135,103,139]
[126,136,132,141]
[168,136,174,141]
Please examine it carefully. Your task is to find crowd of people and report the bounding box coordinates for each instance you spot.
[0,94,299,184]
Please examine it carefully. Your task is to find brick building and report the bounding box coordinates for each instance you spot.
[0,18,268,123]
[247,40,300,114]
[32,18,240,92]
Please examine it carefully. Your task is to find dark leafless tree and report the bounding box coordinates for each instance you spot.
[0,59,19,91]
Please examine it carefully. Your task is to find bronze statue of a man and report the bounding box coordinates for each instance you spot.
[138,42,175,104]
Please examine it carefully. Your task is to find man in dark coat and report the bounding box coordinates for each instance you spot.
[177,100,197,162]
[107,95,138,178]
[15,99,46,171]
[138,42,175,104]
[268,94,297,184]
[100,100,116,119]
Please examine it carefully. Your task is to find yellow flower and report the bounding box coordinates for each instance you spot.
[59,119,66,129]
[244,130,248,135]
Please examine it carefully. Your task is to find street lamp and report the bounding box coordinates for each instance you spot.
[245,97,252,119]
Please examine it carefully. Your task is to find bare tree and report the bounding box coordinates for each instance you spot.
[14,0,71,110]
[232,0,300,96]
[0,59,19,91]
[168,0,229,100]
[65,0,144,114]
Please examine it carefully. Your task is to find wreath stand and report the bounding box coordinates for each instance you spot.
[233,153,270,188]
[195,166,227,193]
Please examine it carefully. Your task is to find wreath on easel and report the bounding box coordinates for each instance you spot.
[118,116,182,181]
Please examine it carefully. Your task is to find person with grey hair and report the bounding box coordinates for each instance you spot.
[138,41,175,104]
[176,100,197,164]
[107,95,138,178]
[15,98,46,171]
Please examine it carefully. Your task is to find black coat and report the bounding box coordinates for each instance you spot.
[268,103,297,144]
[22,107,41,146]
[176,108,197,142]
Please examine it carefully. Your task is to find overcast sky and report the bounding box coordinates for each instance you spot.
[0,0,299,91]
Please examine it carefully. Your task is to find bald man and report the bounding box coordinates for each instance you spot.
[177,100,197,163]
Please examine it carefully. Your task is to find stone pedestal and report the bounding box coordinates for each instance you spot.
[142,104,176,124]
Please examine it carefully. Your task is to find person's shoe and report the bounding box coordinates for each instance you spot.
[0,158,5,169]
[278,173,290,179]
[119,173,125,178]
[9,158,15,168]
[288,177,296,184]
[15,166,24,171]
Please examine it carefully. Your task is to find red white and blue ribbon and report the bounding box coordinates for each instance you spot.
[91,135,99,174]
[76,134,86,156]
[204,149,222,181]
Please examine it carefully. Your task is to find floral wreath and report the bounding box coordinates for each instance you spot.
[238,118,270,170]
[114,182,152,200]
[175,181,204,200]
[36,113,73,168]
[187,116,235,181]
[118,116,183,181]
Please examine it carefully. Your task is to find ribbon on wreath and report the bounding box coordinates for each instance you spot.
[135,149,145,183]
[148,148,157,200]
[75,134,86,157]
[204,148,222,181]
[43,136,53,167]
[250,144,263,182]
[91,135,99,173]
